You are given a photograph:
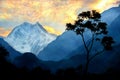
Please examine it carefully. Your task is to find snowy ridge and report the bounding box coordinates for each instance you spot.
[4,22,56,55]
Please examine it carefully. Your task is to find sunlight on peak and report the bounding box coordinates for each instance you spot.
[44,26,61,35]
[0,27,11,37]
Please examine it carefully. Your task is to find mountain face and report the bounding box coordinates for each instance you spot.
[4,22,56,55]
[101,5,120,46]
[108,14,120,45]
[38,5,120,62]
[101,5,120,25]
[0,37,21,61]
[38,30,92,61]
[101,5,120,48]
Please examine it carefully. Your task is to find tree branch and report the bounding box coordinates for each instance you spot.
[81,33,90,75]
[87,40,91,48]
[88,33,95,53]
[89,49,105,61]
[81,33,89,54]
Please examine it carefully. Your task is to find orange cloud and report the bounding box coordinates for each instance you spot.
[44,26,61,35]
[0,0,82,26]
[0,13,12,20]
[0,27,11,37]
[0,0,119,35]
[90,0,116,12]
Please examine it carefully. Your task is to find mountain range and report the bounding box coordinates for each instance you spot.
[0,5,120,73]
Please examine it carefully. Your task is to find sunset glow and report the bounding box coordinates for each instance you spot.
[0,0,119,36]
[92,0,116,12]
[0,27,11,37]
[44,26,61,35]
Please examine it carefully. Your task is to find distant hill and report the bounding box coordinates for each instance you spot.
[0,37,21,61]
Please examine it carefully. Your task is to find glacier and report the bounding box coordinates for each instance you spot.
[4,22,56,55]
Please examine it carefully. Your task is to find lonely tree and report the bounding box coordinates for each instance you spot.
[66,10,114,74]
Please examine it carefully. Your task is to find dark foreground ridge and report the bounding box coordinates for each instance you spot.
[0,46,120,80]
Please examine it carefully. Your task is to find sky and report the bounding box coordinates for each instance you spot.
[0,0,120,36]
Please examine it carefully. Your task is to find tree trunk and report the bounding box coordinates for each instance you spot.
[81,34,90,75]
[85,57,89,75]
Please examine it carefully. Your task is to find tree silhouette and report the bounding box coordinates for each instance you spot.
[66,10,114,75]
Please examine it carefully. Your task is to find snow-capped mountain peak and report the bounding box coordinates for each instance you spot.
[4,22,56,55]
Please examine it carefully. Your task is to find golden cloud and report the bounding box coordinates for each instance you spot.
[0,27,11,37]
[0,13,12,20]
[44,26,61,35]
[90,0,116,12]
[0,0,118,36]
[0,0,117,20]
